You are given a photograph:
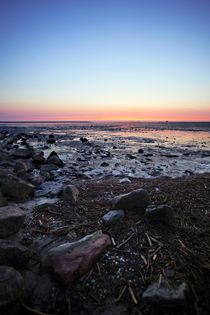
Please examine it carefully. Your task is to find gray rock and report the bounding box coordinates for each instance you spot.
[145,204,176,226]
[0,206,25,238]
[119,178,131,184]
[32,151,45,163]
[40,164,58,175]
[0,239,32,268]
[1,174,35,200]
[142,278,188,306]
[46,151,63,166]
[12,148,32,158]
[14,161,32,173]
[112,189,150,212]
[0,265,24,315]
[35,181,63,197]
[62,184,79,202]
[103,210,125,225]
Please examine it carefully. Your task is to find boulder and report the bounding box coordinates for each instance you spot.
[112,189,150,212]
[0,192,7,207]
[12,148,32,158]
[41,230,111,285]
[62,184,79,202]
[103,210,125,225]
[46,151,63,166]
[145,205,176,226]
[0,266,24,315]
[32,151,45,163]
[40,164,58,175]
[142,278,188,306]
[0,239,32,268]
[1,174,35,200]
[0,206,25,238]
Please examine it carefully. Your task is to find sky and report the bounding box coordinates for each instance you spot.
[0,0,210,121]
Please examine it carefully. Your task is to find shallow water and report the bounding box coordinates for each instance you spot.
[0,121,210,179]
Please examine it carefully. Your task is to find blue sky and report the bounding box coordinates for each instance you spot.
[0,0,210,120]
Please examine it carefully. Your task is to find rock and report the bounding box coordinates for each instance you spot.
[0,150,11,161]
[101,162,109,167]
[0,192,8,207]
[14,161,32,173]
[103,210,125,225]
[47,135,56,144]
[12,148,32,158]
[0,239,32,268]
[46,151,63,166]
[127,154,136,159]
[142,278,188,306]
[0,206,25,238]
[119,178,131,184]
[40,164,59,175]
[32,151,45,163]
[112,189,150,212]
[0,266,24,315]
[1,174,35,200]
[138,149,144,153]
[80,137,88,143]
[145,204,176,226]
[41,230,111,285]
[62,184,79,202]
[35,181,63,197]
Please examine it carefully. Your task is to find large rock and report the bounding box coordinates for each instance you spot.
[40,164,58,176]
[1,174,35,200]
[145,205,176,226]
[12,148,32,158]
[103,210,125,225]
[0,192,7,207]
[46,151,63,166]
[0,206,25,238]
[41,230,111,285]
[112,189,150,212]
[0,266,24,315]
[0,240,31,268]
[142,278,188,306]
[62,184,79,202]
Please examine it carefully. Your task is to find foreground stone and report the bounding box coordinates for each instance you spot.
[41,231,111,285]
[142,278,188,306]
[145,204,176,226]
[62,184,79,202]
[0,240,31,268]
[0,206,25,238]
[0,266,24,315]
[46,151,63,166]
[103,210,125,225]
[32,151,45,164]
[112,189,150,212]
[1,174,35,200]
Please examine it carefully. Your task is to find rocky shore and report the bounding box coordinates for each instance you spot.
[0,127,209,314]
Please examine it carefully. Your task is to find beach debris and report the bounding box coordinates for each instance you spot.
[145,204,176,226]
[112,189,150,212]
[1,174,35,200]
[0,266,24,315]
[0,239,32,268]
[62,184,79,202]
[102,210,125,225]
[142,278,188,306]
[0,205,25,238]
[41,230,111,285]
[46,151,63,166]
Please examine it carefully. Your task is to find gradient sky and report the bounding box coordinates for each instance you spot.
[0,0,210,121]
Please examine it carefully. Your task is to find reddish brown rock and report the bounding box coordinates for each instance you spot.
[41,232,111,286]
